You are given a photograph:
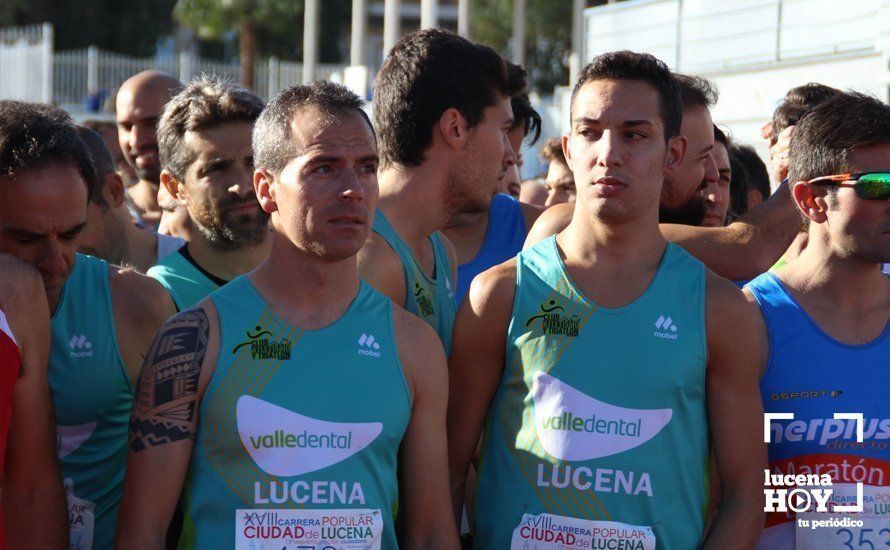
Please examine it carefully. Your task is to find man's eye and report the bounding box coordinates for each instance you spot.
[314,165,334,174]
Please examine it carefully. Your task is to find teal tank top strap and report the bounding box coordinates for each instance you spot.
[147,249,220,311]
[50,254,131,550]
[179,275,411,549]
[475,236,710,550]
[371,209,456,353]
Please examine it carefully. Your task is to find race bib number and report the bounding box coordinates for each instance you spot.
[65,478,95,550]
[511,512,656,550]
[796,484,890,549]
[235,508,383,550]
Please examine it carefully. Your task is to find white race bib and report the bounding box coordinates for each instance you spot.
[235,508,383,550]
[796,484,890,549]
[65,478,95,550]
[510,512,656,550]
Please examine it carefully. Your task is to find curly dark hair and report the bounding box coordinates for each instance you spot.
[0,100,99,201]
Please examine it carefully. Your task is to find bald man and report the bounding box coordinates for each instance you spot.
[115,71,182,228]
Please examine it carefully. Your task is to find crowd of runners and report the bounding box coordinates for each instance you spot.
[0,27,888,550]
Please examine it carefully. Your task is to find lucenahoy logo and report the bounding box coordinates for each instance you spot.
[532,372,672,461]
[236,395,382,477]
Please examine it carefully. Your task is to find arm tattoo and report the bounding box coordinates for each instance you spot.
[130,309,209,452]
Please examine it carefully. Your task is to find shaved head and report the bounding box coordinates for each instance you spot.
[116,71,182,183]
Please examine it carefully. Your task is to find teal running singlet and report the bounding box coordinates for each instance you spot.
[371,210,456,353]
[178,276,411,549]
[147,246,222,310]
[50,254,132,550]
[474,237,710,550]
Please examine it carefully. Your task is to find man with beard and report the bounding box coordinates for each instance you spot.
[147,77,269,311]
[0,100,174,550]
[525,72,801,281]
[748,92,890,549]
[76,126,185,272]
[358,29,525,353]
[116,71,182,228]
[117,81,458,550]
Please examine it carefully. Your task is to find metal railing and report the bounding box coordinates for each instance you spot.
[0,23,348,112]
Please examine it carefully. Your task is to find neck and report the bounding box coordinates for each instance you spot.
[186,228,271,281]
[445,210,486,229]
[378,164,452,246]
[249,234,361,329]
[130,179,160,212]
[781,230,889,313]
[559,203,666,266]
[122,215,156,271]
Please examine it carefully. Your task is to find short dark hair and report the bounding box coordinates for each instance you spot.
[253,80,372,176]
[728,149,749,219]
[0,100,99,201]
[511,93,542,146]
[789,92,890,183]
[158,76,265,180]
[374,28,526,167]
[675,74,718,110]
[75,126,115,207]
[572,51,682,141]
[731,145,770,201]
[772,83,841,137]
[714,125,730,147]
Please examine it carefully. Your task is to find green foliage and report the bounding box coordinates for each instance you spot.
[175,0,349,62]
[1,0,176,57]
[471,0,574,94]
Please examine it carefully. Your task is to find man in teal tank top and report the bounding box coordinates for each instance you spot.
[147,77,270,310]
[448,52,767,549]
[117,82,458,549]
[357,29,527,353]
[0,101,176,549]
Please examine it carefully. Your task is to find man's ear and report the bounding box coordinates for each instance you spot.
[160,169,184,202]
[105,172,126,209]
[437,107,471,151]
[254,168,278,214]
[561,133,574,172]
[663,135,688,177]
[792,181,829,224]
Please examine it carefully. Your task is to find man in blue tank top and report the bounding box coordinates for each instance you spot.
[448,52,767,549]
[444,88,545,305]
[746,92,890,549]
[357,29,527,353]
[117,82,458,549]
[147,77,270,311]
[0,101,176,549]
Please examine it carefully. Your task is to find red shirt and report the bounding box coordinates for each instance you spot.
[0,309,21,549]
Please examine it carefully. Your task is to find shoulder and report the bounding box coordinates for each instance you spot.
[518,201,544,234]
[0,254,44,307]
[109,265,177,329]
[468,257,519,313]
[0,254,48,350]
[524,202,573,249]
[705,270,769,365]
[392,303,447,401]
[358,231,406,305]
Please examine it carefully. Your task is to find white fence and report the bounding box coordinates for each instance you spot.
[0,23,52,103]
[584,0,885,74]
[0,23,347,113]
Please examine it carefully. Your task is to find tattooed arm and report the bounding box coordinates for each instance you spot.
[114,303,220,550]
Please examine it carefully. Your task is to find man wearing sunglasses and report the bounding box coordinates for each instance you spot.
[746,92,890,549]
